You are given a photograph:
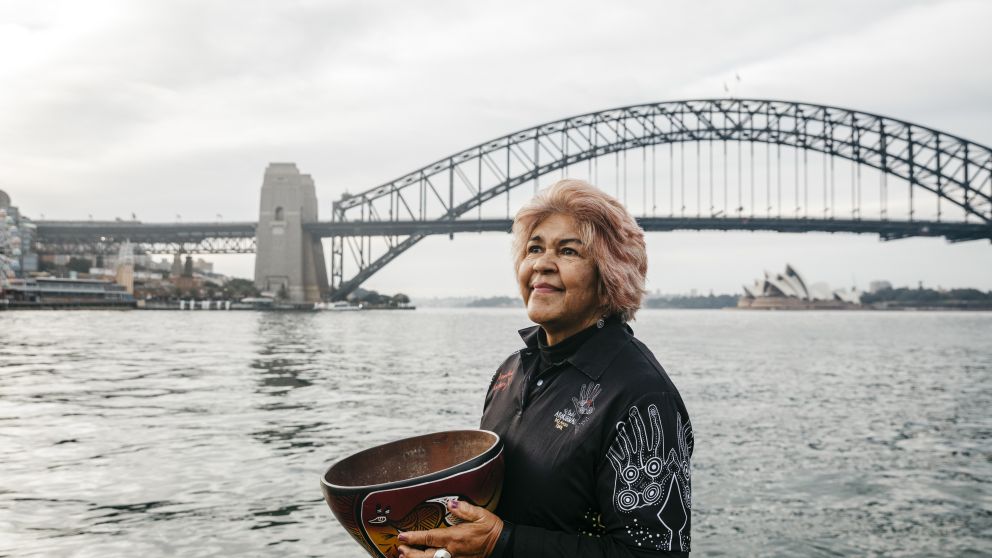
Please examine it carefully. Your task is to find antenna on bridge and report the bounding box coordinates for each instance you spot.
[724,72,742,99]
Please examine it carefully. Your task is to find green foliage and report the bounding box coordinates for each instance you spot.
[350,288,411,307]
[948,288,990,301]
[357,289,379,303]
[860,287,992,305]
[644,294,738,309]
[224,278,259,299]
[467,296,520,308]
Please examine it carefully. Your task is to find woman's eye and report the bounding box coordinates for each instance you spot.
[527,245,542,253]
[560,247,577,256]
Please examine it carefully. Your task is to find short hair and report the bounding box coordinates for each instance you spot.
[512,179,648,322]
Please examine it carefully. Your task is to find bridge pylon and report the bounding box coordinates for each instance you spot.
[253,163,329,303]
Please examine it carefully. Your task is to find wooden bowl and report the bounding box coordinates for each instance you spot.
[320,430,504,558]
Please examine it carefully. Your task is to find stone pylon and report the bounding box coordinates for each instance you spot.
[253,163,329,303]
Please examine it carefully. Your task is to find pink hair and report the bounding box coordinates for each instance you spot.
[512,179,648,322]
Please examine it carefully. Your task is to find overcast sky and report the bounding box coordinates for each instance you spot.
[1,0,990,298]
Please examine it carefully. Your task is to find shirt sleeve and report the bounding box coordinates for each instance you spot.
[484,353,520,412]
[494,392,693,558]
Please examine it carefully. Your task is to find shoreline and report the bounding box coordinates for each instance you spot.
[4,303,987,312]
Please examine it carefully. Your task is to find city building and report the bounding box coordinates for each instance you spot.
[739,264,862,309]
[0,189,38,279]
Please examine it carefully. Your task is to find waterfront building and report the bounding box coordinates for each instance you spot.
[739,264,861,309]
[1,277,135,308]
[0,190,38,278]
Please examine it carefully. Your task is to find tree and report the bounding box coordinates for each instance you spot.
[391,293,411,306]
[224,278,259,299]
[359,289,385,305]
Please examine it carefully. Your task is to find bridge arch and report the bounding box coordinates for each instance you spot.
[328,99,992,299]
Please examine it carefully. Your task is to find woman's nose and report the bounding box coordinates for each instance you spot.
[533,252,557,271]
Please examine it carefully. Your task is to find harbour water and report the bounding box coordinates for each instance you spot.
[1,309,989,557]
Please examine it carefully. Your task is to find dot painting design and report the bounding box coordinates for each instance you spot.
[606,403,693,552]
[579,508,607,538]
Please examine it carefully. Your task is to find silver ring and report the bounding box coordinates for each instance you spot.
[433,549,452,558]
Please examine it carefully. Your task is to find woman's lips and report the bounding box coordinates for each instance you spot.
[532,283,562,294]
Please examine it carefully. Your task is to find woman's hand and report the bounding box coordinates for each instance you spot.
[396,499,503,558]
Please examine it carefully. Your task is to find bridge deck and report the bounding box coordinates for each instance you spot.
[30,217,991,253]
[305,217,990,242]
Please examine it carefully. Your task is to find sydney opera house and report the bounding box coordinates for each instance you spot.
[739,264,862,309]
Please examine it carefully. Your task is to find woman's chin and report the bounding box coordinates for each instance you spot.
[527,306,561,326]
[525,304,559,325]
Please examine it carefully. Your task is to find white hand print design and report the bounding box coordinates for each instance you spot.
[607,403,693,552]
[571,382,602,416]
[607,404,692,512]
[607,404,667,511]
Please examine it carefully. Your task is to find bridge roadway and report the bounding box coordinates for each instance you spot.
[305,217,990,242]
[32,217,992,255]
[33,221,258,254]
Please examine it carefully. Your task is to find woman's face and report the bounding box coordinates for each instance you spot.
[517,213,602,336]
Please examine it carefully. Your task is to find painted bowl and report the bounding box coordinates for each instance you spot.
[320,430,504,558]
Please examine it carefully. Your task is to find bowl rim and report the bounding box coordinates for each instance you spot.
[320,429,502,495]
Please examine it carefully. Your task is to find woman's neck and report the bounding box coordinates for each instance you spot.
[542,315,601,346]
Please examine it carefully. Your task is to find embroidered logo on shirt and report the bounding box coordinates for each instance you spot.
[491,370,513,393]
[554,382,602,430]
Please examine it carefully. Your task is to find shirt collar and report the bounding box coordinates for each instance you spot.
[517,319,633,381]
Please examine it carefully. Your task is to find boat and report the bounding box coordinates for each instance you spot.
[231,296,275,310]
[315,301,362,311]
[1,276,136,309]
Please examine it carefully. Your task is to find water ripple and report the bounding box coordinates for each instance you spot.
[0,309,989,556]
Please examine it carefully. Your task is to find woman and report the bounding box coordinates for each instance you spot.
[399,179,693,558]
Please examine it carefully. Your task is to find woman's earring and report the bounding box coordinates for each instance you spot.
[596,317,606,328]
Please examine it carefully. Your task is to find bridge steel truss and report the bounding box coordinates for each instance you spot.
[32,221,257,255]
[327,98,992,300]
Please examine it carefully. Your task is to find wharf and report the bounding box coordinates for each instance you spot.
[139,300,316,311]
[0,300,136,310]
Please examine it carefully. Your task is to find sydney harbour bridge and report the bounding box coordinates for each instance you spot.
[28,99,992,302]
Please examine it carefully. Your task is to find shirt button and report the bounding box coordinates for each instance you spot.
[536,379,544,387]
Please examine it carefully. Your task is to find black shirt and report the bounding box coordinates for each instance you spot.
[481,318,693,557]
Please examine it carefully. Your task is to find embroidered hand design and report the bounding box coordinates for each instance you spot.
[607,403,694,553]
[607,404,667,511]
[571,382,602,416]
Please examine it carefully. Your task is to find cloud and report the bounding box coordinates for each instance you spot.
[677,1,992,132]
[0,0,989,293]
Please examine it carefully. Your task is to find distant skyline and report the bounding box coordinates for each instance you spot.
[2,0,990,297]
